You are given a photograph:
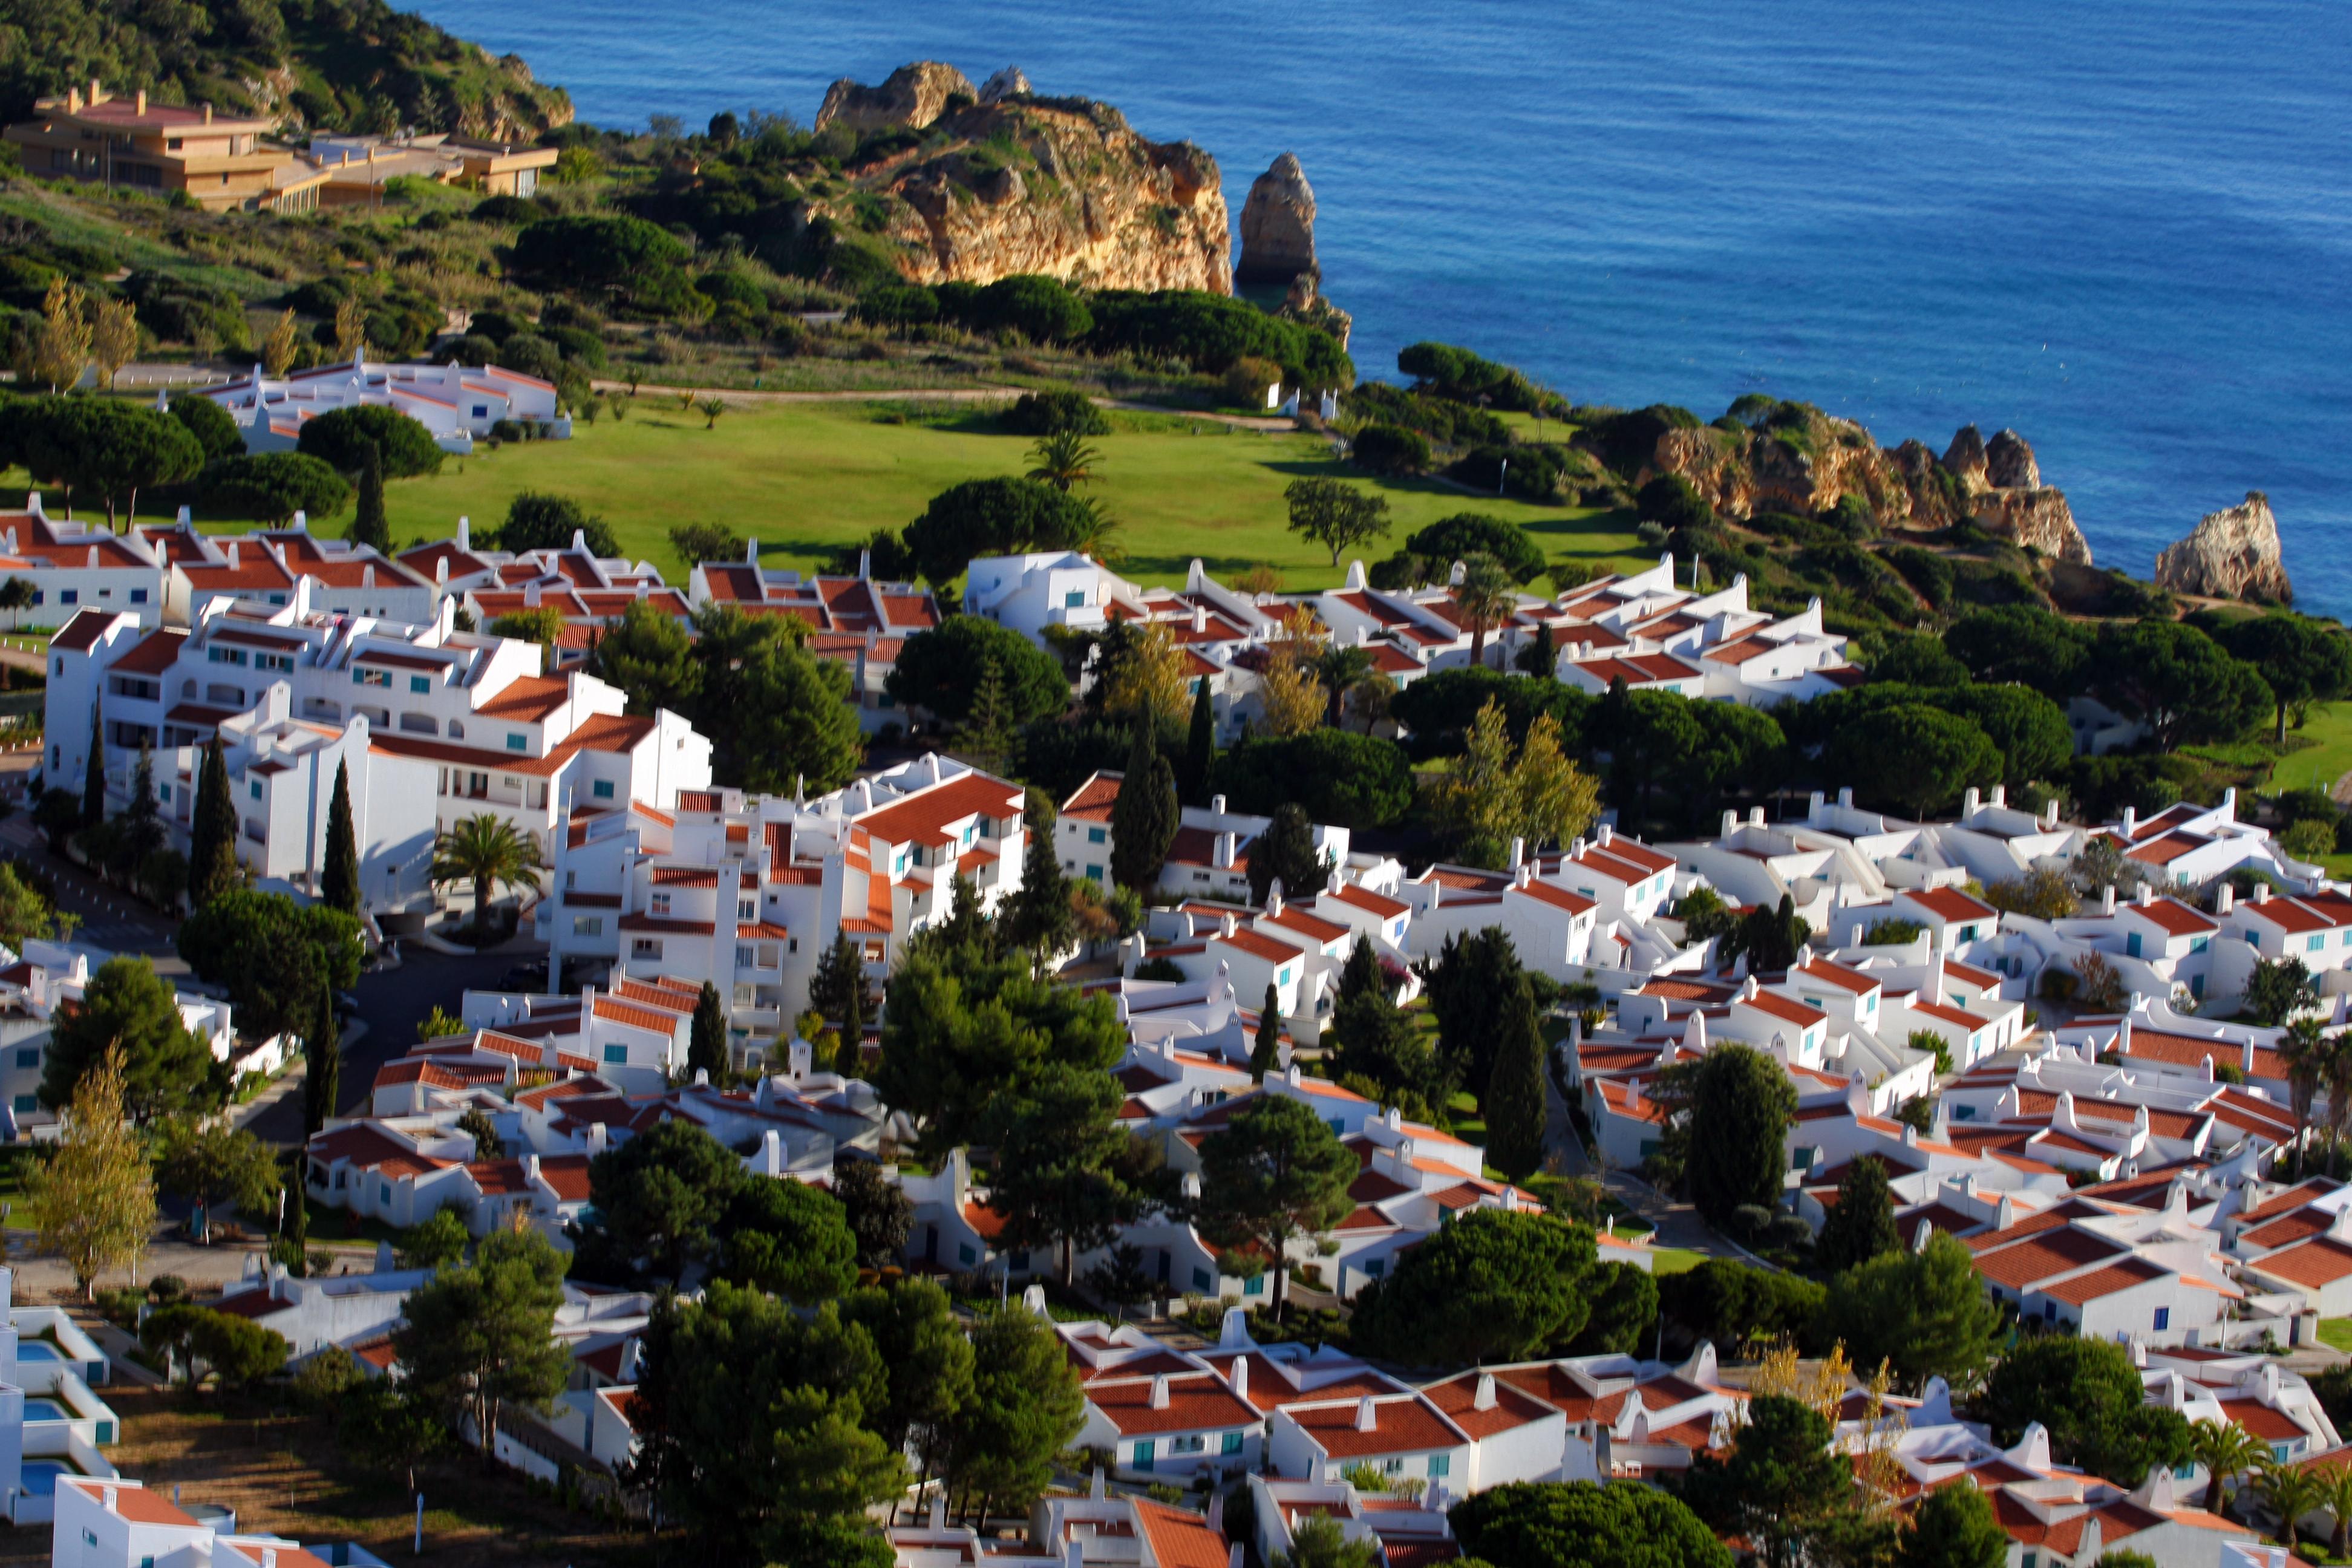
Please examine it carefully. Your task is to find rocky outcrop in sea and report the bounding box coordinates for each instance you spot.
[1237,152,1319,284]
[2154,491,2293,603]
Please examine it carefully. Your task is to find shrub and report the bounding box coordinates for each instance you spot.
[1001,389,1109,437]
[967,274,1090,343]
[1350,423,1431,476]
[497,333,563,381]
[854,284,940,330]
[1449,442,1575,503]
[1636,473,1714,532]
[512,214,690,288]
[1863,918,1924,945]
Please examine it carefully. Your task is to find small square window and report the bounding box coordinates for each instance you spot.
[10,1095,31,1114]
[249,781,262,800]
[593,780,615,799]
[129,589,148,604]
[603,1044,628,1064]
[58,590,76,606]
[1087,828,1106,844]
[15,1047,37,1069]
[507,733,527,751]
[410,676,430,694]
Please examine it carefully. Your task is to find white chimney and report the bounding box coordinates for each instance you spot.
[459,516,471,550]
[1355,1396,1378,1432]
[1150,1374,1171,1410]
[1474,1373,1497,1411]
[1230,1357,1249,1400]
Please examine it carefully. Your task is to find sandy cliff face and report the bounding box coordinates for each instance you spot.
[2154,491,2292,603]
[808,66,1232,294]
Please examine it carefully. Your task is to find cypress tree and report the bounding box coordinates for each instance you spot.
[688,981,729,1083]
[320,759,362,920]
[1108,724,1176,893]
[1816,1154,1902,1274]
[1335,936,1383,1010]
[1485,977,1549,1183]
[80,697,106,828]
[186,736,240,909]
[303,982,341,1137]
[351,443,391,553]
[809,933,866,1070]
[1249,983,1283,1083]
[1180,677,1217,805]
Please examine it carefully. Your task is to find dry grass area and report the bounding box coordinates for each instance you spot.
[73,1387,655,1568]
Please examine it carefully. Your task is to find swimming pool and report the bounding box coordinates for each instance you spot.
[18,1462,67,1497]
[15,1342,62,1363]
[22,1399,69,1422]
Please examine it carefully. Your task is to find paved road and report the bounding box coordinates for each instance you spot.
[0,818,182,960]
[238,944,530,1144]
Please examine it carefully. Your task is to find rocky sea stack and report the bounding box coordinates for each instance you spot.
[2154,491,2292,603]
[1237,152,1319,285]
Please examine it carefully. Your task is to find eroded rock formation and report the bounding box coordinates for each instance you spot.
[1637,408,2092,563]
[2154,492,2292,603]
[1237,152,1318,284]
[978,67,1031,104]
[815,62,975,135]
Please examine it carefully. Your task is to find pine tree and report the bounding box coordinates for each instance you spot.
[81,697,106,829]
[186,736,240,909]
[321,759,362,919]
[1179,677,1217,805]
[1108,725,1176,893]
[1247,801,1327,906]
[953,658,1014,773]
[1485,978,1549,1183]
[1249,983,1283,1082]
[1816,1154,1901,1274]
[688,981,730,1083]
[1002,820,1073,961]
[351,444,391,553]
[302,983,341,1138]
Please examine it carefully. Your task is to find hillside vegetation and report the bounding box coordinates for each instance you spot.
[0,0,570,136]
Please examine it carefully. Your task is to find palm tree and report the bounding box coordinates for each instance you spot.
[1315,645,1374,728]
[430,813,546,941]
[2324,1028,2352,1179]
[1065,496,1120,554]
[2281,1017,2328,1178]
[2189,1417,2270,1514]
[1026,430,1102,492]
[2318,1462,2352,1558]
[1453,552,1518,670]
[2258,1460,2327,1549]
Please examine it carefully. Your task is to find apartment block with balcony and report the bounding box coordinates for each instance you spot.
[542,757,1027,1047]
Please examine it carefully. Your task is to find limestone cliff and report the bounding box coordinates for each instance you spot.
[1237,153,1318,284]
[803,66,1232,293]
[2154,492,2293,603]
[1636,407,2092,564]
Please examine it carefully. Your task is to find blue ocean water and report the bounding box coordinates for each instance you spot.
[407,0,2352,613]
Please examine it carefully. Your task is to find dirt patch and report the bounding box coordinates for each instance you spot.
[95,1386,653,1568]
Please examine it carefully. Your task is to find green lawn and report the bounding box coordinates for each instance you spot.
[350,400,1645,591]
[2320,1318,2352,1356]
[2267,702,2352,797]
[1649,1247,1708,1276]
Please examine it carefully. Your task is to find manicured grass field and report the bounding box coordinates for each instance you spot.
[1649,1247,1708,1276]
[359,400,1647,591]
[2318,1318,2352,1355]
[2267,701,2352,799]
